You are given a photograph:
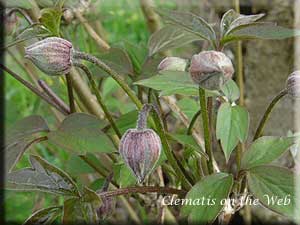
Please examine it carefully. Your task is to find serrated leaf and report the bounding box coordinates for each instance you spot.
[222,23,300,44]
[220,79,240,102]
[216,103,249,161]
[247,166,295,218]
[148,25,199,56]
[156,8,216,44]
[62,187,102,224]
[134,71,218,96]
[40,8,62,36]
[23,206,62,225]
[47,113,115,154]
[241,136,294,169]
[4,115,49,173]
[6,155,79,196]
[181,173,233,224]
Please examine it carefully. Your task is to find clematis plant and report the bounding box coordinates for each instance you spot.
[2,4,300,225]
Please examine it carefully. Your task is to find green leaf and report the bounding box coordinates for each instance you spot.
[4,115,49,173]
[220,9,239,36]
[181,173,233,224]
[40,8,62,36]
[113,163,136,187]
[148,25,199,56]
[216,103,249,161]
[224,12,265,36]
[156,8,216,44]
[241,136,294,169]
[23,206,62,225]
[247,166,295,218]
[3,0,33,9]
[220,79,240,102]
[5,115,49,144]
[4,24,51,49]
[6,155,79,196]
[177,98,199,121]
[93,48,134,77]
[108,110,139,135]
[222,23,300,44]
[62,187,102,224]
[167,133,207,159]
[47,113,115,154]
[66,154,94,175]
[134,71,218,96]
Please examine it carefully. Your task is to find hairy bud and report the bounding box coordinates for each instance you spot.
[286,71,300,98]
[119,104,161,183]
[158,57,188,72]
[189,51,234,90]
[25,37,73,75]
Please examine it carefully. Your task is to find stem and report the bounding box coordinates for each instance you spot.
[73,51,143,110]
[37,80,70,114]
[0,64,68,115]
[74,63,122,138]
[65,73,76,113]
[149,104,193,189]
[253,89,288,140]
[98,186,186,198]
[199,87,214,174]
[234,0,245,173]
[187,109,201,135]
[136,104,152,130]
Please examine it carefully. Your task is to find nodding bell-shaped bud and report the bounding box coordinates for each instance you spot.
[25,37,73,75]
[158,57,188,72]
[189,51,234,90]
[286,70,300,98]
[119,104,162,183]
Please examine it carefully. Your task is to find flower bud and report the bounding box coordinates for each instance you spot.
[98,196,115,219]
[119,104,161,183]
[5,11,18,36]
[286,71,300,98]
[189,51,234,90]
[25,37,73,75]
[158,57,188,72]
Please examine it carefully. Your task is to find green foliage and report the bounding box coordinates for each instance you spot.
[241,136,294,169]
[181,173,233,224]
[23,206,62,225]
[247,166,295,218]
[40,7,63,36]
[216,103,249,161]
[6,155,80,196]
[47,113,115,153]
[220,79,240,102]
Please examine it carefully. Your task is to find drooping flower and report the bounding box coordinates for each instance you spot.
[286,70,300,98]
[25,37,73,75]
[158,57,188,72]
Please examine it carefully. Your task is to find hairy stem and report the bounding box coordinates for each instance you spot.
[74,63,122,138]
[0,64,68,115]
[199,87,214,174]
[98,186,186,198]
[65,73,76,113]
[253,89,287,140]
[73,51,143,109]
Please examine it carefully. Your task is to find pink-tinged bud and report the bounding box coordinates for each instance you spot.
[119,104,162,183]
[286,71,300,98]
[25,37,73,75]
[98,196,115,219]
[189,51,234,90]
[158,57,188,72]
